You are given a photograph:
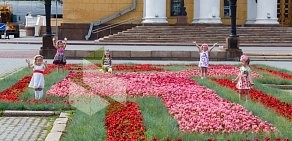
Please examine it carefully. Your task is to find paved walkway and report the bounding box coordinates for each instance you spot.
[0,117,52,141]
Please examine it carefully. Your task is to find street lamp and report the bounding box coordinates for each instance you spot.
[226,0,242,60]
[40,0,56,59]
[230,0,237,38]
[55,0,58,40]
[44,0,52,36]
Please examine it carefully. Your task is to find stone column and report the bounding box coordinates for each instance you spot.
[142,0,168,24]
[254,0,279,24]
[192,0,222,24]
[246,0,257,24]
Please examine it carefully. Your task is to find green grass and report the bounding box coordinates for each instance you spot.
[194,77,292,139]
[252,65,292,85]
[61,110,106,141]
[0,69,72,111]
[160,65,195,71]
[252,81,292,103]
[130,97,282,140]
[131,97,180,140]
[0,67,31,92]
[254,71,292,85]
[253,64,292,74]
[0,101,71,111]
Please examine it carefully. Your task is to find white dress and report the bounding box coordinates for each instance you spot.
[28,64,45,89]
[199,51,209,67]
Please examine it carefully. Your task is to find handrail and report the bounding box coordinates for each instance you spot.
[85,0,137,40]
[92,17,142,34]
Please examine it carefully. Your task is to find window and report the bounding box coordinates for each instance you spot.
[224,0,231,17]
[171,0,186,16]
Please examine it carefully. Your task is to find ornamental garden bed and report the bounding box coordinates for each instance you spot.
[0,64,291,140]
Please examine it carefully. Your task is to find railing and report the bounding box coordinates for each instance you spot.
[85,0,137,40]
[92,17,142,39]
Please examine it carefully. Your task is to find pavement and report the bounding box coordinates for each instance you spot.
[0,117,52,141]
[0,36,290,73]
[0,37,291,76]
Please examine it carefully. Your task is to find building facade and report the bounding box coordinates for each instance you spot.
[63,0,292,26]
[59,0,292,40]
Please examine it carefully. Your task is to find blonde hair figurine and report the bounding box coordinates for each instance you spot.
[100,50,112,73]
[25,55,47,100]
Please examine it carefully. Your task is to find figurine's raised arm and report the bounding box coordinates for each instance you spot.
[193,41,202,52]
[209,42,218,52]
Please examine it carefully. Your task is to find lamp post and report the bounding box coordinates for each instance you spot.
[226,0,242,60]
[230,0,237,37]
[55,0,58,40]
[40,0,56,59]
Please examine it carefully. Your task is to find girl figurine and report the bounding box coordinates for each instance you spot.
[53,37,67,71]
[193,41,218,79]
[232,55,254,101]
[26,55,47,100]
[100,50,112,73]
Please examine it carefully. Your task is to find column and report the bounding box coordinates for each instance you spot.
[254,0,279,24]
[192,0,222,24]
[142,0,168,24]
[246,0,257,24]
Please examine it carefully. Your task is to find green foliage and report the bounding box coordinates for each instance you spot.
[0,101,71,111]
[252,81,292,103]
[253,64,292,74]
[160,65,195,71]
[0,67,31,92]
[61,110,106,141]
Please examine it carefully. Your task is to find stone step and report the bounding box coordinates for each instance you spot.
[98,25,292,48]
[104,36,292,40]
[248,56,292,60]
[246,53,292,56]
[99,39,292,43]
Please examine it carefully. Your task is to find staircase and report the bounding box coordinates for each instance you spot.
[246,52,292,61]
[96,25,292,47]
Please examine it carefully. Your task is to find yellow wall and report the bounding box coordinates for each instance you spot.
[51,18,63,26]
[166,0,194,24]
[221,0,247,25]
[63,0,143,24]
[63,0,247,25]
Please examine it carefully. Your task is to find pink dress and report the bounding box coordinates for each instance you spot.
[53,47,66,65]
[236,66,252,89]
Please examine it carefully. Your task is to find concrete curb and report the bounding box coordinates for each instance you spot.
[2,110,60,117]
[45,112,69,141]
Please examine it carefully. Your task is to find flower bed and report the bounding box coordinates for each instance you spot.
[213,78,292,120]
[49,69,275,133]
[0,65,56,102]
[105,102,146,141]
[170,65,260,78]
[253,66,292,79]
